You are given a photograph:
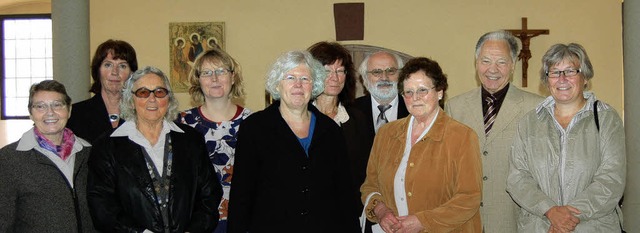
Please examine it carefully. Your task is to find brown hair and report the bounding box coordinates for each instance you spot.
[89,39,138,94]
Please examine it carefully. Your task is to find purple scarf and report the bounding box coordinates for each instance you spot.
[34,127,76,161]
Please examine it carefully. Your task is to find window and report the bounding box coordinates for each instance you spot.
[0,14,52,119]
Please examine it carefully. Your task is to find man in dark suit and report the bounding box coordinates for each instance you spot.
[355,51,409,138]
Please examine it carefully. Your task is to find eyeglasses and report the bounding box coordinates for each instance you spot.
[546,69,581,78]
[102,62,130,72]
[402,87,435,98]
[325,69,347,77]
[367,67,398,78]
[31,101,67,113]
[133,87,169,98]
[283,74,312,84]
[198,68,232,79]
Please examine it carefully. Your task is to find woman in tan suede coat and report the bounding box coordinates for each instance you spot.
[361,57,483,233]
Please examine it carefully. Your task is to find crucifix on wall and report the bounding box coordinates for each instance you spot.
[506,17,549,87]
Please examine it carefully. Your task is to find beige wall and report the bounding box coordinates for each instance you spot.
[0,0,624,147]
[0,0,49,14]
[89,0,624,113]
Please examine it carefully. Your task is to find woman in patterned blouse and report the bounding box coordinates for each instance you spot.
[176,48,251,233]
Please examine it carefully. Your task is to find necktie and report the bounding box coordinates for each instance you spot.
[483,95,497,136]
[376,104,391,133]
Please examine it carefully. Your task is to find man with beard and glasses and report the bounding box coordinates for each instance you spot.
[355,51,409,137]
[445,30,544,232]
[355,51,409,233]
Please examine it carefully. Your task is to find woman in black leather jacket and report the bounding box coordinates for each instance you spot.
[87,66,222,233]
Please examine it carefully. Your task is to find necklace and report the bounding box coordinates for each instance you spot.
[109,114,119,122]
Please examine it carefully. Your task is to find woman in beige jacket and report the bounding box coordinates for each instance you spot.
[361,57,483,233]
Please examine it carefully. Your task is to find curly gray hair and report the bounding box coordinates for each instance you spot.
[265,50,326,100]
[120,66,180,122]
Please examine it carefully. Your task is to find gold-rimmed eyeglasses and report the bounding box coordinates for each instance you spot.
[402,87,435,98]
[31,101,67,113]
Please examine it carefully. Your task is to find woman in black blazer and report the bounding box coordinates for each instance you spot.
[227,51,360,233]
[307,41,373,216]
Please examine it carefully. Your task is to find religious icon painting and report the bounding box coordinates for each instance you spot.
[169,22,225,92]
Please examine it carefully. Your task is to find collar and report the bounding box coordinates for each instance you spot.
[111,120,184,138]
[16,127,91,152]
[312,101,350,125]
[536,91,596,118]
[481,84,510,100]
[390,107,447,142]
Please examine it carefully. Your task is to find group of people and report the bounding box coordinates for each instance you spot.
[0,29,625,233]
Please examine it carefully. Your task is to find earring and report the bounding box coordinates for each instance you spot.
[438,96,442,100]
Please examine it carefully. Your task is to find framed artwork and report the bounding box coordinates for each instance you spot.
[169,22,225,92]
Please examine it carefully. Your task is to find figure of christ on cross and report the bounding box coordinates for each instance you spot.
[506,17,549,87]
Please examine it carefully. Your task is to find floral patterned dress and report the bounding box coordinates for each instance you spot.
[176,105,251,232]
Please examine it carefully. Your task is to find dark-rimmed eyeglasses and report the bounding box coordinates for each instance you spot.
[133,87,169,98]
[31,101,67,112]
[367,67,398,78]
[402,87,435,98]
[325,69,347,77]
[546,69,581,78]
[198,68,232,79]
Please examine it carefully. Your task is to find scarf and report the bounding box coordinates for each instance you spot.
[34,127,76,161]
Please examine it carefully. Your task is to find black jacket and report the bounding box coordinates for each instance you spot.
[227,101,360,233]
[67,95,124,143]
[87,123,222,233]
[340,105,374,213]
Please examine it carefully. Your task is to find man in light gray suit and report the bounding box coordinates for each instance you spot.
[445,30,544,232]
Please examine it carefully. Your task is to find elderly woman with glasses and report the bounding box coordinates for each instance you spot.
[176,48,251,233]
[507,43,626,233]
[227,51,360,233]
[0,80,95,232]
[361,57,482,233]
[87,66,222,233]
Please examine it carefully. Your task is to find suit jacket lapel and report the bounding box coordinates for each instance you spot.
[466,89,487,145]
[486,84,523,144]
[73,149,88,179]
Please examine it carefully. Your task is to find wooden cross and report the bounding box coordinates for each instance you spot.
[506,17,549,87]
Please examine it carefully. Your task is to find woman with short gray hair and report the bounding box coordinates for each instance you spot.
[228,51,360,233]
[0,80,95,232]
[507,43,625,232]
